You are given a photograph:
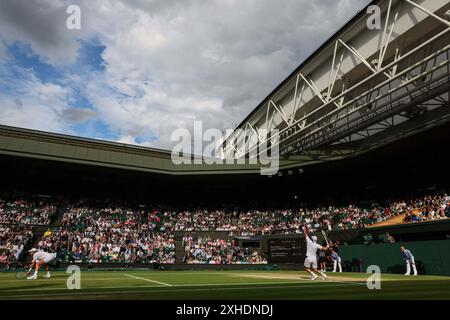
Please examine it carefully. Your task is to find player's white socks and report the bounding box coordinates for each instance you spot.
[307,270,317,279]
[319,271,327,278]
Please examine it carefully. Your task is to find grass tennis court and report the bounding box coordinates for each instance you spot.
[1,270,450,300]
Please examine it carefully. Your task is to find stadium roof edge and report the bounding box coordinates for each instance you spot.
[0,124,174,158]
[0,124,327,175]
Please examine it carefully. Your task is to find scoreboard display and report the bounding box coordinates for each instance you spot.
[267,237,305,263]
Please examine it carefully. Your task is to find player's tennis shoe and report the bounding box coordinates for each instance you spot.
[43,273,51,278]
[311,274,318,280]
[27,274,37,280]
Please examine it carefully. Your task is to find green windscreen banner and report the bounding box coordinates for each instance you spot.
[340,239,450,276]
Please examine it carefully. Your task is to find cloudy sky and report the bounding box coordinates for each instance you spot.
[0,0,371,150]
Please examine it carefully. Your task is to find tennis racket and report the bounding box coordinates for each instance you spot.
[15,271,29,279]
[321,229,330,246]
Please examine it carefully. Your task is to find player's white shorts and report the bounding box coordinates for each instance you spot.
[38,254,56,264]
[44,256,55,264]
[304,256,318,269]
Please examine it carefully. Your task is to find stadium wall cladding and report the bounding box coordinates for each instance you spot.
[263,221,450,276]
[340,240,450,276]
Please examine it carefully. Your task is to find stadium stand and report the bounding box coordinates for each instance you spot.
[334,194,450,230]
[36,205,176,264]
[0,225,33,265]
[1,189,448,266]
[182,236,266,264]
[1,122,449,266]
[0,196,56,225]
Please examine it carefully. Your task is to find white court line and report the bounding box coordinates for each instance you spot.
[124,274,172,287]
[0,277,126,282]
[0,282,362,299]
[0,280,313,292]
[0,278,366,293]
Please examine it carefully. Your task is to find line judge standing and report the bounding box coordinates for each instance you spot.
[401,246,418,276]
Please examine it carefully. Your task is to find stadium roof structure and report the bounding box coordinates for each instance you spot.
[220,0,450,163]
[1,0,449,176]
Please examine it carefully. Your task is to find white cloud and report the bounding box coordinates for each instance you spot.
[115,135,154,147]
[116,135,139,145]
[0,80,70,132]
[0,0,372,149]
[0,51,73,132]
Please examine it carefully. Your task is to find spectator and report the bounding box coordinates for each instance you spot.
[386,233,395,243]
[183,236,266,264]
[0,251,8,264]
[0,197,56,225]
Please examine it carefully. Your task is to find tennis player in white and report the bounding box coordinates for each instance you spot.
[302,226,328,280]
[27,248,57,280]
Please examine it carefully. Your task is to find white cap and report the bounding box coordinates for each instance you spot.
[311,236,318,242]
[28,248,38,253]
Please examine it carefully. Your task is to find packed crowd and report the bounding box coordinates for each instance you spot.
[174,209,331,235]
[183,236,267,264]
[0,225,33,263]
[403,194,450,223]
[0,198,56,225]
[38,206,176,263]
[171,194,450,234]
[334,194,450,229]
[2,191,449,265]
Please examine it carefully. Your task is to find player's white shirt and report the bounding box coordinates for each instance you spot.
[306,236,322,258]
[33,251,55,263]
